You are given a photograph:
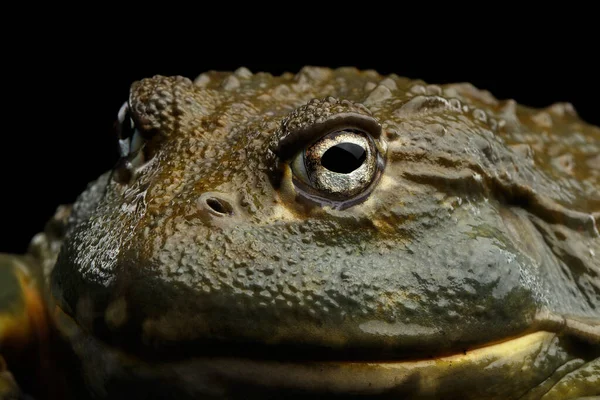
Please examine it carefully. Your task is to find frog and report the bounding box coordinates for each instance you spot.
[1,66,599,400]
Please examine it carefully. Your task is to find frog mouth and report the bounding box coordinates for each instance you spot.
[199,331,597,398]
[55,300,600,399]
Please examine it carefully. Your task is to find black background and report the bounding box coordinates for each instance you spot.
[2,26,598,254]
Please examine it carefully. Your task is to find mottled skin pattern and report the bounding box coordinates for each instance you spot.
[1,67,599,399]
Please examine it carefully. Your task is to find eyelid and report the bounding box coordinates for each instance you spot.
[275,112,382,161]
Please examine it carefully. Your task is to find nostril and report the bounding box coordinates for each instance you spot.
[205,197,234,216]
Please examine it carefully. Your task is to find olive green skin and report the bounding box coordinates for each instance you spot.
[4,67,600,399]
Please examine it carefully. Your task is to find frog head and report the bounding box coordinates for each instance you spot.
[49,68,600,398]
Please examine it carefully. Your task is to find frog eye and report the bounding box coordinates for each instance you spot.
[116,102,145,159]
[290,129,384,207]
[113,102,147,183]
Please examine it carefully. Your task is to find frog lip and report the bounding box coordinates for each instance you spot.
[193,330,550,364]
[212,330,549,365]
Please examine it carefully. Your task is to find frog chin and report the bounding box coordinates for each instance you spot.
[51,302,598,399]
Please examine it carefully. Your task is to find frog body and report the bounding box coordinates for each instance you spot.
[1,67,599,399]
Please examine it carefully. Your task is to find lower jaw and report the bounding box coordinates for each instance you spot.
[53,307,597,400]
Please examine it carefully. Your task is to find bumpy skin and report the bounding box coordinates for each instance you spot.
[2,67,600,399]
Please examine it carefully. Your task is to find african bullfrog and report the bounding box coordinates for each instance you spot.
[1,67,599,399]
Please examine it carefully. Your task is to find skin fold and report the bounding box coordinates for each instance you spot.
[0,67,599,399]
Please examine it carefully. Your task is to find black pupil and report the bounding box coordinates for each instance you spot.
[321,142,366,174]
